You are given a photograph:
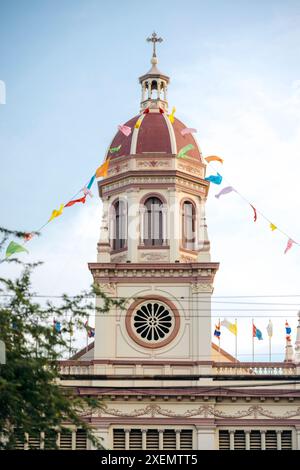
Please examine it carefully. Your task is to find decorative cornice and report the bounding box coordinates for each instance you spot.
[98,174,208,199]
[80,403,300,420]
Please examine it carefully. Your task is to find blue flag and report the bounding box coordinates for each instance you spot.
[205,173,223,185]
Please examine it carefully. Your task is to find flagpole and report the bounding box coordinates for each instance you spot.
[252,318,254,362]
[235,318,237,362]
[85,317,89,353]
[218,317,221,353]
[269,318,271,362]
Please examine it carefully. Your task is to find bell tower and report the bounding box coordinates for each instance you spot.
[88,33,219,373]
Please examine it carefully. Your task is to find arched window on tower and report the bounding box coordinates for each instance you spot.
[143,197,164,246]
[112,199,127,251]
[182,201,196,250]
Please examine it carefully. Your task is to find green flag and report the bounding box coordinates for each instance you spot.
[177,144,194,159]
[5,241,29,258]
[109,144,121,154]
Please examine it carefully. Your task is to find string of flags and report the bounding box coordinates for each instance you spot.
[203,152,299,255]
[4,106,299,259]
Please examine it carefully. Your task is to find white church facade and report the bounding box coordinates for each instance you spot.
[57,34,300,451]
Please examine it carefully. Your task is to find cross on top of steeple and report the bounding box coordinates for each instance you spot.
[146,32,163,58]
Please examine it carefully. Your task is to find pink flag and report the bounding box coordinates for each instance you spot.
[118,125,131,137]
[215,186,235,199]
[284,238,295,255]
[82,186,93,198]
[181,127,197,136]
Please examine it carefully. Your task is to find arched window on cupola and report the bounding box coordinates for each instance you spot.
[182,200,196,250]
[112,199,127,251]
[143,197,164,246]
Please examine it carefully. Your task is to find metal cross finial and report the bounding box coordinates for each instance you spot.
[146,31,163,58]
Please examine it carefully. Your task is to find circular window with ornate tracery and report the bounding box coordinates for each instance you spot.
[125,296,180,349]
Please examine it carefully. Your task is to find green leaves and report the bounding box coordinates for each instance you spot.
[0,226,116,449]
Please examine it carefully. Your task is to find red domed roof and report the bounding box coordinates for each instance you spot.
[106,111,202,161]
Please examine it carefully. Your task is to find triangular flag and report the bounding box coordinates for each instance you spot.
[86,174,95,190]
[135,118,142,129]
[181,127,197,136]
[177,144,195,159]
[109,145,121,154]
[205,155,224,164]
[215,186,235,199]
[64,195,86,208]
[5,241,29,258]
[118,125,131,137]
[270,223,277,231]
[49,204,64,222]
[284,238,295,255]
[168,106,176,123]
[96,159,110,178]
[205,173,223,185]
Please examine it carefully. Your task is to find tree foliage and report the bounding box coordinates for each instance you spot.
[0,227,125,449]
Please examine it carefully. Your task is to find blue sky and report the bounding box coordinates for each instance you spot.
[1,0,300,360]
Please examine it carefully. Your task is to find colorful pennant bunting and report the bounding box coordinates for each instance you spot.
[109,145,121,154]
[205,155,224,164]
[168,106,176,124]
[215,186,235,199]
[118,124,131,137]
[284,238,295,254]
[5,241,29,258]
[48,204,64,222]
[64,195,86,208]
[135,118,142,129]
[177,144,195,159]
[87,174,95,190]
[95,159,110,178]
[181,127,197,136]
[205,173,223,185]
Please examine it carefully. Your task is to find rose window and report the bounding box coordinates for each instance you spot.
[132,301,174,343]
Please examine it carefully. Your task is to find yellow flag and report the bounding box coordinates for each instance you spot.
[49,204,64,222]
[270,223,277,231]
[168,106,176,124]
[135,118,142,129]
[96,159,110,178]
[221,319,237,336]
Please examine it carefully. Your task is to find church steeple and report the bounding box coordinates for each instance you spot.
[139,32,170,112]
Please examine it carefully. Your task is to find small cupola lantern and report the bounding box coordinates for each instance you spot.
[139,32,170,112]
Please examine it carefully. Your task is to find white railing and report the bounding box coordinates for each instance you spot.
[59,362,297,377]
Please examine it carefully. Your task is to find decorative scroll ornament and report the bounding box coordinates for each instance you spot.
[81,403,300,420]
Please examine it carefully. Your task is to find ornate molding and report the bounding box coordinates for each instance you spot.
[111,254,127,263]
[137,160,171,169]
[180,255,196,263]
[97,283,117,295]
[101,176,207,196]
[177,162,203,177]
[140,253,169,261]
[191,283,213,294]
[81,403,300,420]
